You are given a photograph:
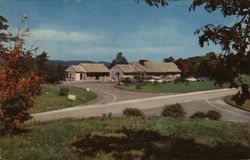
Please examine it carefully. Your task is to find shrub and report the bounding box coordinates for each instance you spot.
[162,81,168,84]
[153,81,158,85]
[206,110,222,120]
[135,83,142,89]
[59,87,69,96]
[102,112,112,119]
[161,103,186,118]
[123,108,144,117]
[191,111,207,119]
[174,77,185,83]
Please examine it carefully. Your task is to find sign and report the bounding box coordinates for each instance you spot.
[68,94,76,101]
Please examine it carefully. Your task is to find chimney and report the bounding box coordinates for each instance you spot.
[139,59,148,65]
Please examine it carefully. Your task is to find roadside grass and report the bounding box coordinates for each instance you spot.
[118,81,229,93]
[1,117,250,160]
[224,96,250,112]
[29,85,97,114]
[118,75,250,93]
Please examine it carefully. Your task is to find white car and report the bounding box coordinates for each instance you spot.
[185,77,197,82]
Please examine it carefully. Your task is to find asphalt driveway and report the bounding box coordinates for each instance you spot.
[63,81,173,105]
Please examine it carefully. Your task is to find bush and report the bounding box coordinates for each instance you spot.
[123,108,144,117]
[191,111,207,119]
[174,77,185,83]
[59,87,69,96]
[102,112,112,119]
[161,103,186,118]
[120,77,132,85]
[153,81,158,85]
[206,110,222,120]
[135,83,142,89]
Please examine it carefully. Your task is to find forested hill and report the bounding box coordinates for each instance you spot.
[49,60,111,67]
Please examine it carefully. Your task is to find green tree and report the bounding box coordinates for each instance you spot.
[186,56,202,76]
[0,15,9,44]
[190,0,250,104]
[197,52,218,77]
[142,0,250,104]
[109,52,129,68]
[163,56,175,62]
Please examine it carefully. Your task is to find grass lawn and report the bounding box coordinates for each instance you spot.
[29,85,97,114]
[1,117,250,160]
[224,96,250,112]
[118,81,230,93]
[118,75,250,93]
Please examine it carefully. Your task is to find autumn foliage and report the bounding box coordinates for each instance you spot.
[0,42,43,134]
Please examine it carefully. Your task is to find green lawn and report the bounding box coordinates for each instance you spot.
[1,117,250,160]
[118,81,230,93]
[224,96,250,111]
[29,85,97,114]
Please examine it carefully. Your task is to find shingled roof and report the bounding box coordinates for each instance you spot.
[71,65,86,72]
[79,63,109,73]
[132,61,181,73]
[116,64,137,73]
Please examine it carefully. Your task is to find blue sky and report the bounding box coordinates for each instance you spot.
[0,0,236,62]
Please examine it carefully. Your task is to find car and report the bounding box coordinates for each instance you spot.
[196,77,209,81]
[185,77,197,82]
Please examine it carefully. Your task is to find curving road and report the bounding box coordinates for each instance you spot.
[30,86,250,123]
[62,81,173,105]
[142,97,250,123]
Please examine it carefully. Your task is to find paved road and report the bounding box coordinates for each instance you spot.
[141,97,250,123]
[62,81,173,105]
[30,88,250,123]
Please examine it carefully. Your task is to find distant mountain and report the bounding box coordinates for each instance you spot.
[49,60,111,67]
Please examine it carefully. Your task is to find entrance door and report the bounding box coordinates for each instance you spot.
[116,72,120,80]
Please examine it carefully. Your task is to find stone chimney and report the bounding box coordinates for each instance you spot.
[139,59,149,65]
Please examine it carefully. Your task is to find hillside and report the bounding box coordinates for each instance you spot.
[49,60,111,67]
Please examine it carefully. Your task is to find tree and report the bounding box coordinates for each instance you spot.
[0,15,9,43]
[190,0,250,105]
[142,0,250,104]
[32,52,66,84]
[109,52,129,68]
[0,15,45,134]
[197,52,218,77]
[163,56,175,62]
[0,42,44,134]
[175,58,188,76]
[45,63,66,84]
[185,56,202,76]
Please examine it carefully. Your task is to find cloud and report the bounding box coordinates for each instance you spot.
[29,29,102,42]
[23,18,220,61]
[63,0,81,2]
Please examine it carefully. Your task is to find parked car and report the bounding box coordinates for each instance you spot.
[196,77,209,81]
[185,77,197,82]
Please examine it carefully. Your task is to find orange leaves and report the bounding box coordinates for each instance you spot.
[0,42,44,129]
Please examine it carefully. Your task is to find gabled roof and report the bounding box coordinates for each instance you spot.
[116,64,137,73]
[132,61,181,73]
[66,65,86,73]
[80,63,109,73]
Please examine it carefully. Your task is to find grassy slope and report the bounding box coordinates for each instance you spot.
[224,96,250,111]
[118,81,229,93]
[118,76,250,93]
[1,117,250,160]
[30,85,97,114]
